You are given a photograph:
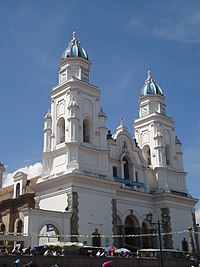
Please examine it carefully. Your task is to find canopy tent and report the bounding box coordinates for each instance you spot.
[45,242,83,254]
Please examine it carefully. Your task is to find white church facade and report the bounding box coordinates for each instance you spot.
[0,32,198,252]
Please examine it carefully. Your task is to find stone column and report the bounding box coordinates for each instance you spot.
[111,199,118,247]
[192,212,200,257]
[161,207,173,249]
[69,191,79,242]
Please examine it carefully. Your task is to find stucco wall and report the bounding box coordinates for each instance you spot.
[77,190,113,247]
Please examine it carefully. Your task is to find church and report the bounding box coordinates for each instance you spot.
[0,32,198,252]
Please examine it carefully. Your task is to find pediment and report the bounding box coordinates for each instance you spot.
[13,171,28,181]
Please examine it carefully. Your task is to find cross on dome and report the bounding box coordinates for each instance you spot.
[147,70,151,80]
[72,31,76,39]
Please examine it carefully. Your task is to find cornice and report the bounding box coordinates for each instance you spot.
[153,192,198,206]
[51,78,100,98]
[59,57,90,68]
[117,188,153,202]
[31,173,119,193]
[134,113,174,128]
[27,207,72,218]
[155,166,187,176]
[116,188,198,208]
[139,94,165,102]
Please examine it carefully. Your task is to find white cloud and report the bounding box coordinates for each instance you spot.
[2,162,42,188]
[129,3,200,43]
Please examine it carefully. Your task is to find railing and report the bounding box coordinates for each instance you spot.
[171,190,188,197]
[114,177,144,188]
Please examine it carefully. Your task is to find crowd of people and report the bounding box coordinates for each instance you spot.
[0,246,8,255]
[95,249,133,258]
[88,245,134,259]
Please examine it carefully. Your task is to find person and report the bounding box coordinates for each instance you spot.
[1,246,8,255]
[96,249,101,257]
[14,259,21,267]
[102,261,113,267]
[108,246,115,256]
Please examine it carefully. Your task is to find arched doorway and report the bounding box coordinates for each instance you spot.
[124,215,140,252]
[142,222,149,248]
[39,224,59,245]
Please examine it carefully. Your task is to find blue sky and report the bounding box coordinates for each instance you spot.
[1,0,200,208]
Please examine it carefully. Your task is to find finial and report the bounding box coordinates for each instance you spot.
[120,116,124,126]
[99,107,107,117]
[72,31,76,39]
[147,69,151,80]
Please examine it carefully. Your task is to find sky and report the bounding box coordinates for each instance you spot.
[0,0,200,211]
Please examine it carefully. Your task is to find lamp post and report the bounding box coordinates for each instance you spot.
[188,227,197,266]
[146,212,169,267]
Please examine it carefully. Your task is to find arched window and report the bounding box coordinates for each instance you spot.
[0,223,5,234]
[17,219,23,233]
[57,117,65,144]
[16,183,20,198]
[147,147,151,165]
[123,156,130,179]
[165,145,171,166]
[83,119,90,143]
[143,145,151,165]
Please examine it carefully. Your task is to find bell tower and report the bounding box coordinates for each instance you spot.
[59,31,90,84]
[134,71,187,193]
[41,32,109,180]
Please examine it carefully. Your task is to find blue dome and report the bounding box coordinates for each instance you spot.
[141,70,163,96]
[61,31,88,60]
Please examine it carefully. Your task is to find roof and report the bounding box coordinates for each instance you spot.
[61,31,88,61]
[0,175,41,201]
[141,70,163,96]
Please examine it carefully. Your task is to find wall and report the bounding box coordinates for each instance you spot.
[0,255,193,267]
[170,206,194,249]
[78,190,113,247]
